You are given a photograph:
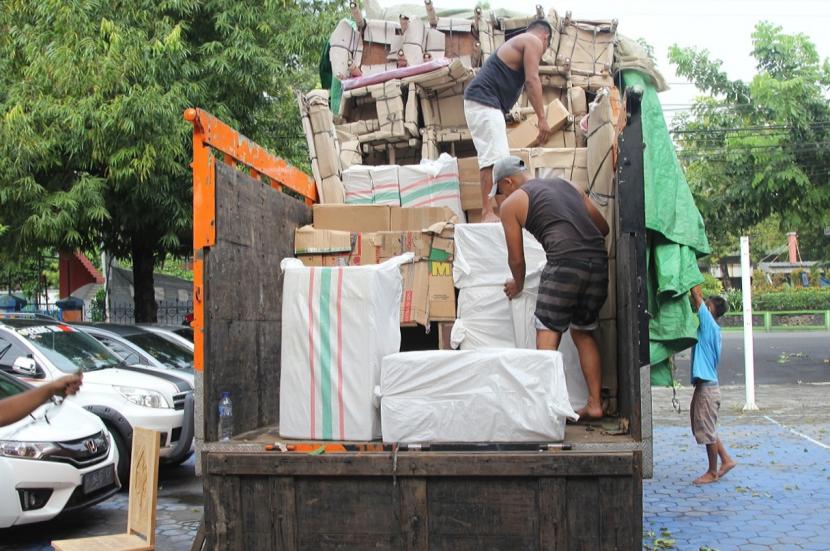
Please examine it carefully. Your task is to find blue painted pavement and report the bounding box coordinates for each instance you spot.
[645,419,830,550]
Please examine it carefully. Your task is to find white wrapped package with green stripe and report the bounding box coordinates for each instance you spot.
[279,253,414,441]
[379,349,578,443]
[398,153,466,222]
[342,165,400,206]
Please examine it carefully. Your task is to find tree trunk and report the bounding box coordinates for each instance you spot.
[131,238,158,323]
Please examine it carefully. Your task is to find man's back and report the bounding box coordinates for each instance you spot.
[522,178,607,261]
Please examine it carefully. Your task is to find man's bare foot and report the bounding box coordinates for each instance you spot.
[718,460,737,479]
[575,404,603,420]
[692,471,719,485]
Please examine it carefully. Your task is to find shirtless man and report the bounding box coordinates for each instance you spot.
[464,20,553,223]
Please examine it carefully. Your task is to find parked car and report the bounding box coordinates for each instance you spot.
[0,315,194,482]
[0,371,120,527]
[75,323,193,372]
[140,325,194,350]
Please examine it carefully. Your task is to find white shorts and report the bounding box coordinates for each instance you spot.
[464,99,510,169]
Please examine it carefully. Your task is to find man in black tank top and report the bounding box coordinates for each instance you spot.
[463,20,553,223]
[493,156,610,420]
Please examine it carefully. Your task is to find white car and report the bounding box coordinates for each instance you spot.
[0,316,194,483]
[0,371,120,528]
[76,324,194,372]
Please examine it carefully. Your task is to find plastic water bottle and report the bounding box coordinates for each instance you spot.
[218,392,233,441]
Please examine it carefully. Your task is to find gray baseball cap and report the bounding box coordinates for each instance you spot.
[491,156,527,197]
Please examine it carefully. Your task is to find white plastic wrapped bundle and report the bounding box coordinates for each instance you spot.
[398,154,465,222]
[379,349,578,443]
[279,253,413,441]
[450,274,540,350]
[452,223,547,288]
[342,165,400,206]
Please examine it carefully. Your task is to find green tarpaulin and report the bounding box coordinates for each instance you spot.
[622,71,711,386]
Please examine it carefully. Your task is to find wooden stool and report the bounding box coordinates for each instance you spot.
[53,428,161,551]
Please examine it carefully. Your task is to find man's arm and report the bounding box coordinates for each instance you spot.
[689,285,704,312]
[521,36,551,147]
[0,374,82,427]
[501,191,528,298]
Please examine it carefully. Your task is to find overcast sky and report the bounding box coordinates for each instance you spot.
[377,0,830,125]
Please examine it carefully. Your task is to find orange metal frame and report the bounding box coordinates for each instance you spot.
[184,108,317,371]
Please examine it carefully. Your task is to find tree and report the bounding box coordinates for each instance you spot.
[669,22,830,261]
[0,0,342,321]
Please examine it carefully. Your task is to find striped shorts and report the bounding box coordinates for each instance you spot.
[535,258,608,333]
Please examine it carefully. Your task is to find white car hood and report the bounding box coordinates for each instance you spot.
[82,367,183,394]
[0,400,104,443]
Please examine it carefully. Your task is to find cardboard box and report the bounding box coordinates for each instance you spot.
[516,147,589,190]
[460,182,501,211]
[400,261,430,326]
[464,206,500,223]
[390,206,455,231]
[457,156,479,183]
[313,204,391,232]
[428,260,456,320]
[507,99,570,148]
[371,231,432,262]
[320,176,345,204]
[294,226,352,255]
[427,226,456,320]
[296,254,350,267]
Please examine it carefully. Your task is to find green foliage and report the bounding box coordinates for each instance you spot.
[724,287,830,312]
[669,22,830,262]
[700,272,724,297]
[725,289,743,312]
[89,287,107,322]
[754,288,830,311]
[0,0,343,318]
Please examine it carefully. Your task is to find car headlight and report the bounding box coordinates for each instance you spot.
[0,440,59,460]
[115,386,170,408]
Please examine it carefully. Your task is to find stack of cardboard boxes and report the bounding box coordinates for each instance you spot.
[296,3,627,403]
[294,204,456,326]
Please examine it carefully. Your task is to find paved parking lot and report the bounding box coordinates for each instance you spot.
[0,456,203,551]
[646,384,830,550]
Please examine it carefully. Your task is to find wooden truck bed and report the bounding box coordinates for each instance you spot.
[203,436,642,550]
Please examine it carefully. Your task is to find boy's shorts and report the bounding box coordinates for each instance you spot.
[690,382,720,445]
[534,258,608,333]
[464,99,510,169]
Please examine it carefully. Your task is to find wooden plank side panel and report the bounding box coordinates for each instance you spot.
[566,477,600,551]
[272,477,298,550]
[598,476,633,550]
[539,478,568,549]
[428,478,539,551]
[295,478,402,550]
[241,477,275,550]
[399,478,429,551]
[206,451,635,477]
[204,474,243,551]
[203,162,311,440]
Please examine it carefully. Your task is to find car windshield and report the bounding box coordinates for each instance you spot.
[124,332,193,370]
[16,325,121,373]
[172,327,193,342]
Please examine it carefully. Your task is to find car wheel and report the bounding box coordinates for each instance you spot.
[164,450,194,467]
[108,426,130,484]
